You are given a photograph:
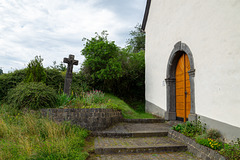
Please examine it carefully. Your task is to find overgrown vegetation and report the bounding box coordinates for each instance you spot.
[0,104,89,160]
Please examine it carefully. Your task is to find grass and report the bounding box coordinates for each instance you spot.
[104,94,155,119]
[0,103,89,160]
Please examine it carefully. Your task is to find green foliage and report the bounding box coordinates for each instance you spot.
[81,31,145,100]
[220,139,240,160]
[45,68,64,93]
[117,47,145,99]
[81,31,123,91]
[206,129,221,140]
[171,117,206,137]
[0,69,27,101]
[127,24,145,53]
[81,31,122,80]
[6,82,58,110]
[57,93,72,108]
[195,137,223,150]
[0,68,3,75]
[71,72,92,96]
[0,106,89,160]
[25,56,47,83]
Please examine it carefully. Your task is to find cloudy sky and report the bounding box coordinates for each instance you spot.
[0,0,146,73]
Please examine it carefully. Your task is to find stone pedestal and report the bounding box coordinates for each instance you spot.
[165,111,176,121]
[188,114,197,122]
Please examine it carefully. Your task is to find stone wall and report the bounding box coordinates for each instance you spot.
[168,129,226,160]
[40,108,123,131]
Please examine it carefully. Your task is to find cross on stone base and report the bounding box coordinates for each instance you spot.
[63,54,78,95]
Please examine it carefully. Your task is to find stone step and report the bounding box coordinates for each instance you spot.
[123,118,165,123]
[89,152,200,160]
[94,137,187,155]
[92,122,170,137]
[92,131,168,137]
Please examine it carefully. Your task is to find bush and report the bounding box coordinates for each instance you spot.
[0,69,27,101]
[6,82,58,110]
[45,68,64,93]
[25,56,47,83]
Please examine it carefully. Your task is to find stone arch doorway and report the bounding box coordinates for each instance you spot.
[165,41,197,122]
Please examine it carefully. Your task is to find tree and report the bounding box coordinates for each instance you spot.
[25,56,47,83]
[0,68,3,75]
[127,24,145,53]
[81,31,123,91]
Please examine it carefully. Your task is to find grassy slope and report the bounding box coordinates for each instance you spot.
[105,94,155,119]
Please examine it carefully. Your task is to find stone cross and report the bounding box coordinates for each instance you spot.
[63,54,78,95]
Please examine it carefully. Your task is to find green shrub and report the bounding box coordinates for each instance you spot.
[71,72,91,96]
[6,82,58,110]
[0,69,27,101]
[45,68,64,93]
[25,56,47,83]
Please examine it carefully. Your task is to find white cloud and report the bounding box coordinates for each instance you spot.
[0,0,146,73]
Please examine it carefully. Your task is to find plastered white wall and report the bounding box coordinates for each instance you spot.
[145,0,240,128]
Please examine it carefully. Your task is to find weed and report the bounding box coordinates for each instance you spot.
[219,138,240,160]
[171,117,206,137]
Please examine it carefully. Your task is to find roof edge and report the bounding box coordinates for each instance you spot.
[141,0,151,31]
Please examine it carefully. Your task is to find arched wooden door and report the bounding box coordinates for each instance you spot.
[175,53,191,122]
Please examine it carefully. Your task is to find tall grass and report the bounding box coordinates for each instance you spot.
[0,104,89,160]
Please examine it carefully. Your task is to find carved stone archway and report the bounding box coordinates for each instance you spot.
[165,41,197,122]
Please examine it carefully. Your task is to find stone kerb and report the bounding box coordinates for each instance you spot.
[40,108,123,131]
[168,129,226,160]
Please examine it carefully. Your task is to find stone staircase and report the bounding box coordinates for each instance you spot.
[89,119,200,160]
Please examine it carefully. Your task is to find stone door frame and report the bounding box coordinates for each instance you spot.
[165,41,197,122]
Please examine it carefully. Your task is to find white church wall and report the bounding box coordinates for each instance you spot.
[145,0,240,130]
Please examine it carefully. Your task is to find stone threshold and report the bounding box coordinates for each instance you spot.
[123,118,165,123]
